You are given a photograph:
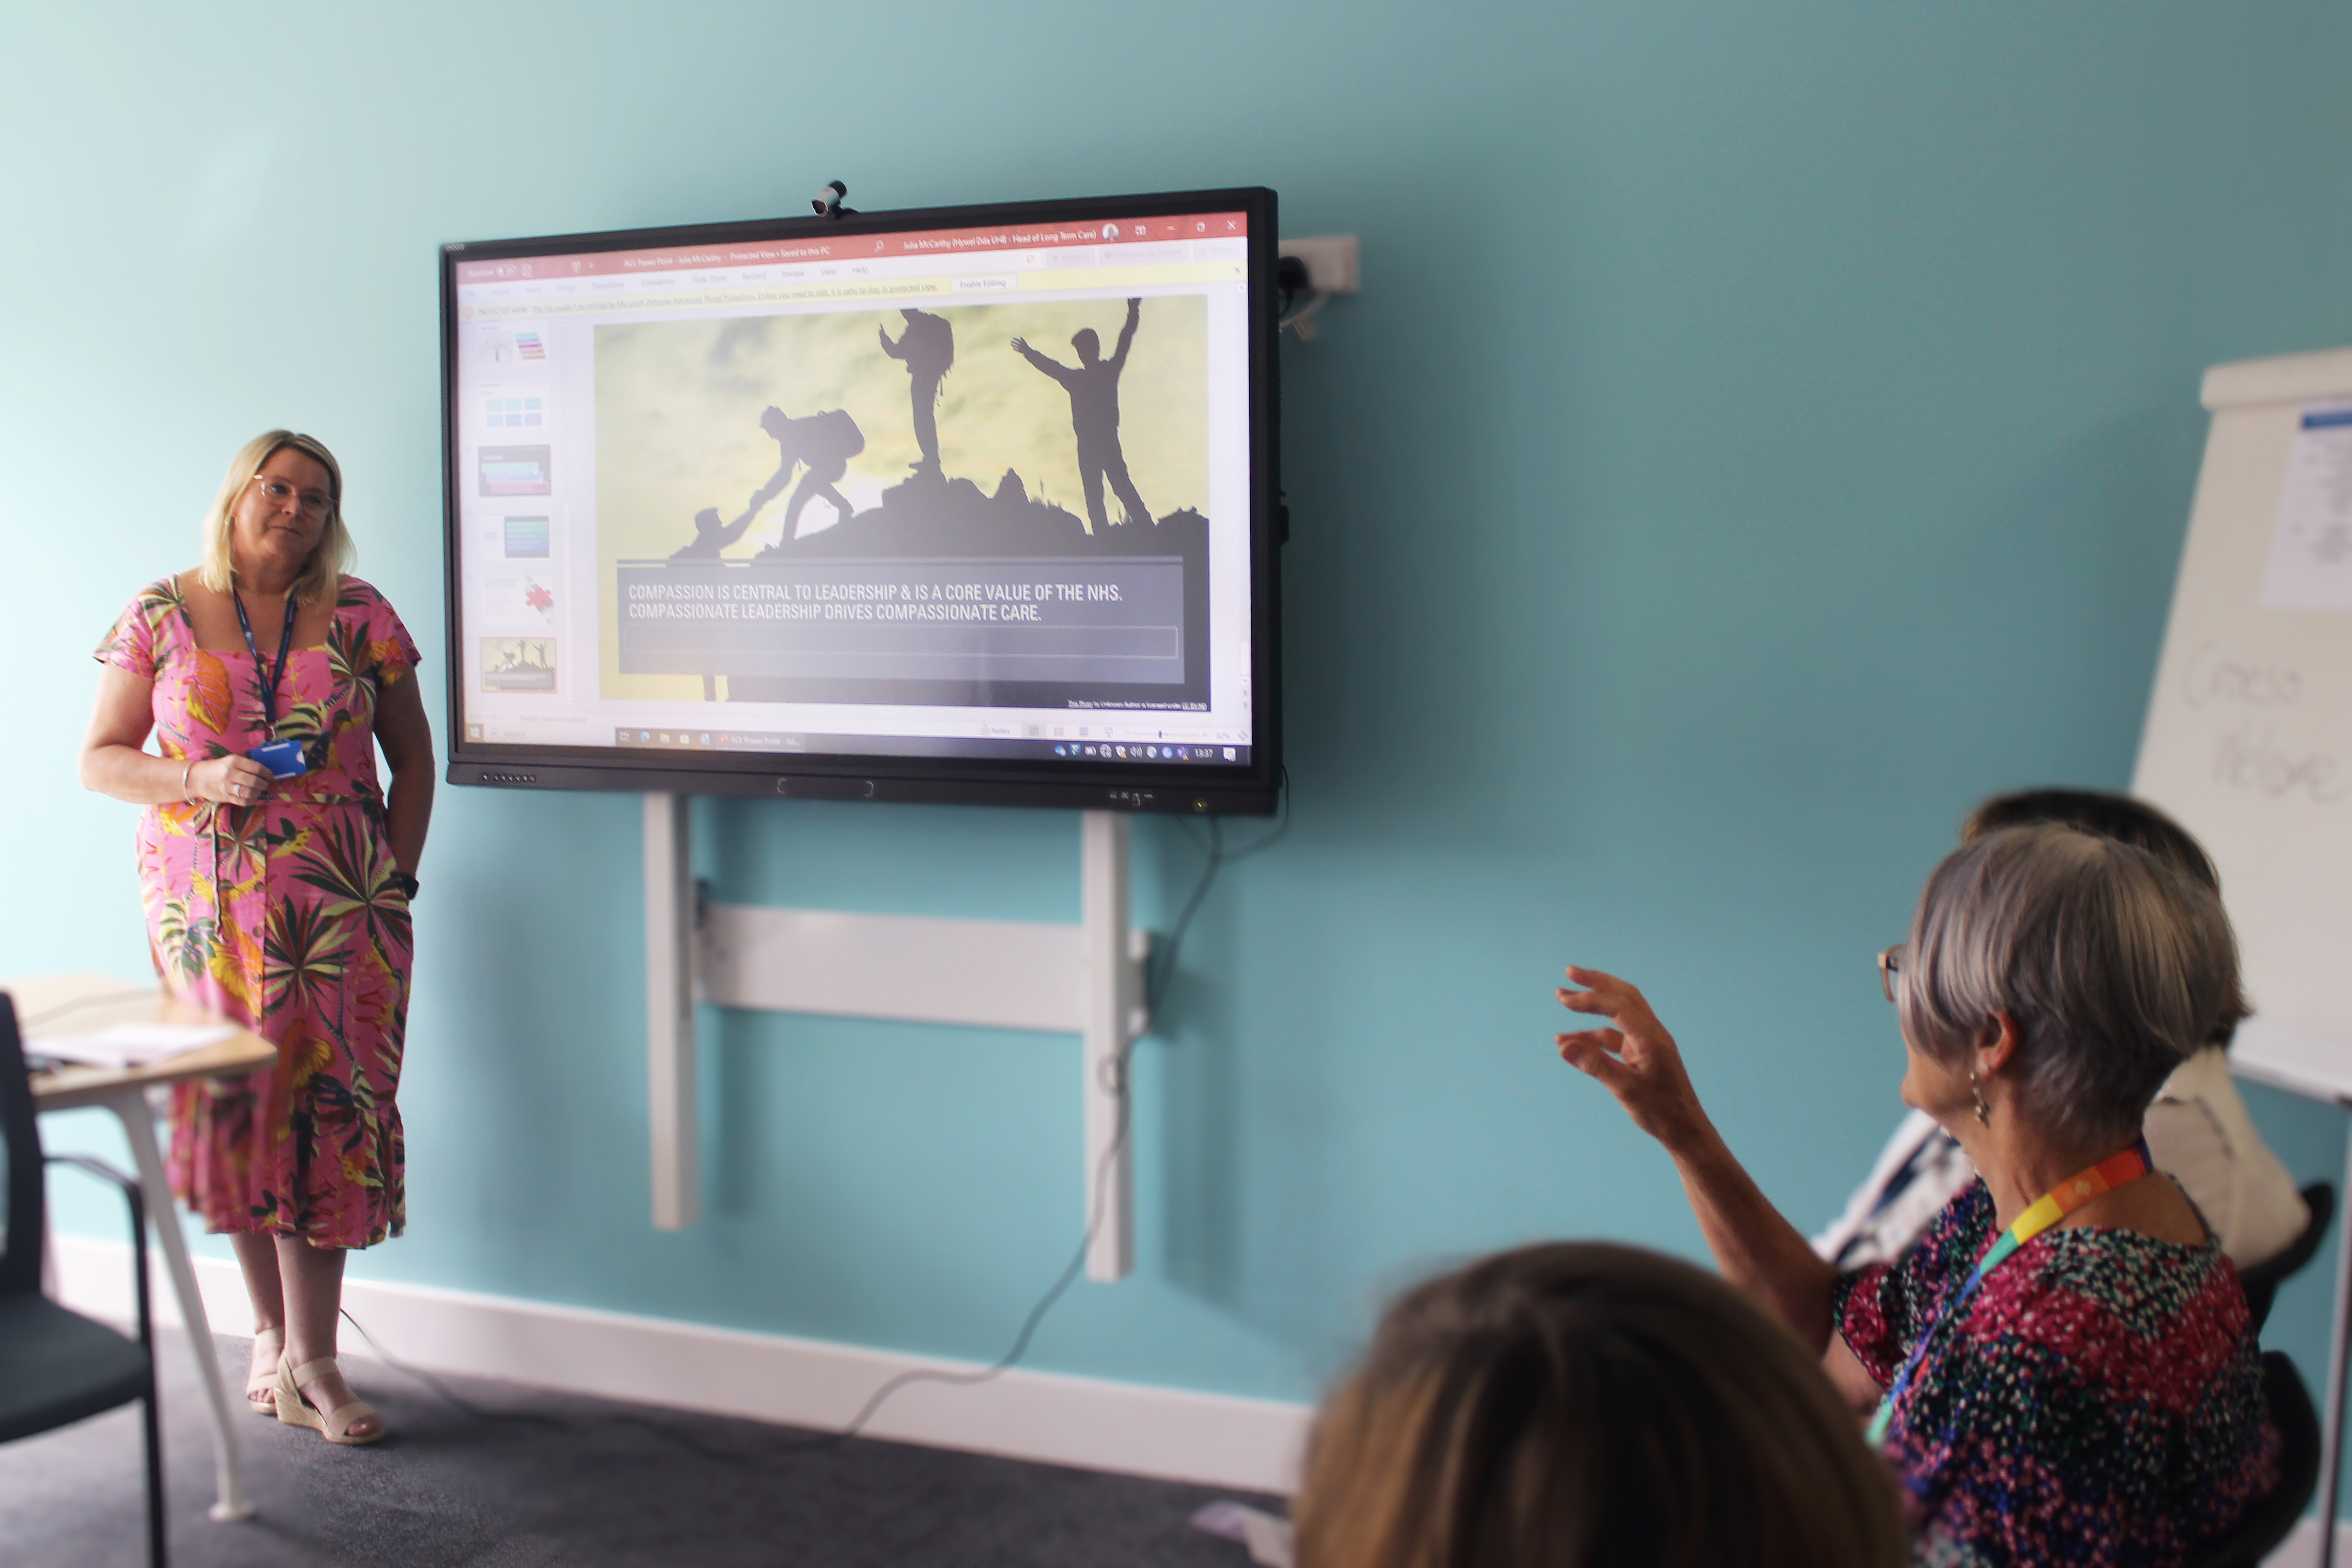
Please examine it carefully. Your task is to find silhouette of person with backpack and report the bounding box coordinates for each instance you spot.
[671,461,792,560]
[878,309,955,475]
[753,406,866,554]
[1012,298,1151,532]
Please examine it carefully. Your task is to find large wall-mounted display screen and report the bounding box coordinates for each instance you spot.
[441,187,1279,813]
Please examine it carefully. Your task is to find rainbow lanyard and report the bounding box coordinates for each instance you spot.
[1864,1142,2152,1448]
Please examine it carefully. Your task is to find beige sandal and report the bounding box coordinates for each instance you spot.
[246,1328,284,1415]
[275,1354,384,1446]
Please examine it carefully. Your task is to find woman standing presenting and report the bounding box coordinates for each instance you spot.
[80,430,434,1446]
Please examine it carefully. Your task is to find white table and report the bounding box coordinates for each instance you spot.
[10,972,277,1525]
[2231,1018,2352,1566]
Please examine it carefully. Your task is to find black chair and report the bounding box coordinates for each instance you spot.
[0,991,167,1567]
[2198,1350,2322,1568]
[2240,1182,2335,1335]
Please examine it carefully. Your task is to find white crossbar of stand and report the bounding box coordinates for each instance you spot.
[642,798,1150,1280]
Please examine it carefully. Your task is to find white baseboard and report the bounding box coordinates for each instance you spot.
[2257,1518,2348,1567]
[50,1234,1309,1495]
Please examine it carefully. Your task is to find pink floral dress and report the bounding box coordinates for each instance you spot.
[95,575,419,1249]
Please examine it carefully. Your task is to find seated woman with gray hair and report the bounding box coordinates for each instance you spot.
[1813,788,2308,1277]
[1556,824,2278,1565]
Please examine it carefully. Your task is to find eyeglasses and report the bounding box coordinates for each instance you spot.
[249,474,333,520]
[1877,945,1905,1004]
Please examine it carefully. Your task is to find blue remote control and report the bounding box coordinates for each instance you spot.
[250,739,309,779]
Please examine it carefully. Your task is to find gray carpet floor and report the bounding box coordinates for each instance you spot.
[0,1327,1277,1568]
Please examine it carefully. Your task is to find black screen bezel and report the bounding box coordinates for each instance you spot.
[439,185,1281,815]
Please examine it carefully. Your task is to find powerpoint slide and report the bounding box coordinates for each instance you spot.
[479,574,558,626]
[593,297,1211,709]
[481,637,558,692]
[482,386,550,432]
[470,322,550,366]
[480,445,552,496]
[502,515,552,558]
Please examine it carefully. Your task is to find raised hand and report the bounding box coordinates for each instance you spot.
[1555,965,1839,1343]
[1010,337,1030,354]
[1556,966,1710,1153]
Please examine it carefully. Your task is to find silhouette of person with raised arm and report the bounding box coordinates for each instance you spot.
[671,461,792,560]
[752,406,866,555]
[1011,298,1151,532]
[878,309,954,475]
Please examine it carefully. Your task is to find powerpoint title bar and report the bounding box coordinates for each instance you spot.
[455,213,1250,284]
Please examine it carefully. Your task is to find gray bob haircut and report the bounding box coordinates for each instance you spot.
[197,430,352,604]
[1898,824,2237,1148]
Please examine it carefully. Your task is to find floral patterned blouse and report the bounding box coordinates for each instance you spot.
[1835,1180,2279,1566]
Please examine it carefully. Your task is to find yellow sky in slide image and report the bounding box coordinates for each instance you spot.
[594,296,1208,701]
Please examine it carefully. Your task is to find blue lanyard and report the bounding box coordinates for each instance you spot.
[230,589,300,735]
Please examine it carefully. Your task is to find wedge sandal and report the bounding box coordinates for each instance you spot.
[275,1354,384,1446]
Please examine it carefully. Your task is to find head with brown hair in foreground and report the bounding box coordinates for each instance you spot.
[1293,1242,1907,1568]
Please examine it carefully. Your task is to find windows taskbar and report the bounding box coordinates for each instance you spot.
[593,727,1251,766]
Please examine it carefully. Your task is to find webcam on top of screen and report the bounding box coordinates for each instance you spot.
[811,179,855,220]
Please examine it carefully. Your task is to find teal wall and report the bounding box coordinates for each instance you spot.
[8,0,2352,1469]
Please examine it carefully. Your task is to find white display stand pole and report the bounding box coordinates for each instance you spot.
[641,795,1149,1280]
[644,793,699,1231]
[2229,1019,2352,1568]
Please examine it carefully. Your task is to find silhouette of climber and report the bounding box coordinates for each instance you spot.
[1011,298,1150,532]
[752,406,866,553]
[670,461,792,560]
[878,309,954,474]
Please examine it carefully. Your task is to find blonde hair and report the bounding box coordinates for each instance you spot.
[197,430,352,603]
[1295,1243,1907,1568]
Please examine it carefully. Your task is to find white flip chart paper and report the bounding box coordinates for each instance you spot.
[2135,347,2352,1047]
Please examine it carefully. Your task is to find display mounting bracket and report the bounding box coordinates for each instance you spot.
[643,793,1147,1282]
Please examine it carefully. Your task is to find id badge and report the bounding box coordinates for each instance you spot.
[249,738,309,779]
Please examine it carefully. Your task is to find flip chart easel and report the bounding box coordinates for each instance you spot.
[641,794,1149,1281]
[2133,344,2352,1562]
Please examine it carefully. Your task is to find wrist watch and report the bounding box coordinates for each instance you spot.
[390,872,421,901]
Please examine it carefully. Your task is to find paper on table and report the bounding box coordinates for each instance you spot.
[27,1022,237,1068]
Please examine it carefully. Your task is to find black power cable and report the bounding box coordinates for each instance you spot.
[824,773,1293,1438]
[341,767,1292,1458]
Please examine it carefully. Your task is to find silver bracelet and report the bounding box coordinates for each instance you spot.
[181,760,194,800]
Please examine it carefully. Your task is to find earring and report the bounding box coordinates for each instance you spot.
[1970,1072,1990,1126]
